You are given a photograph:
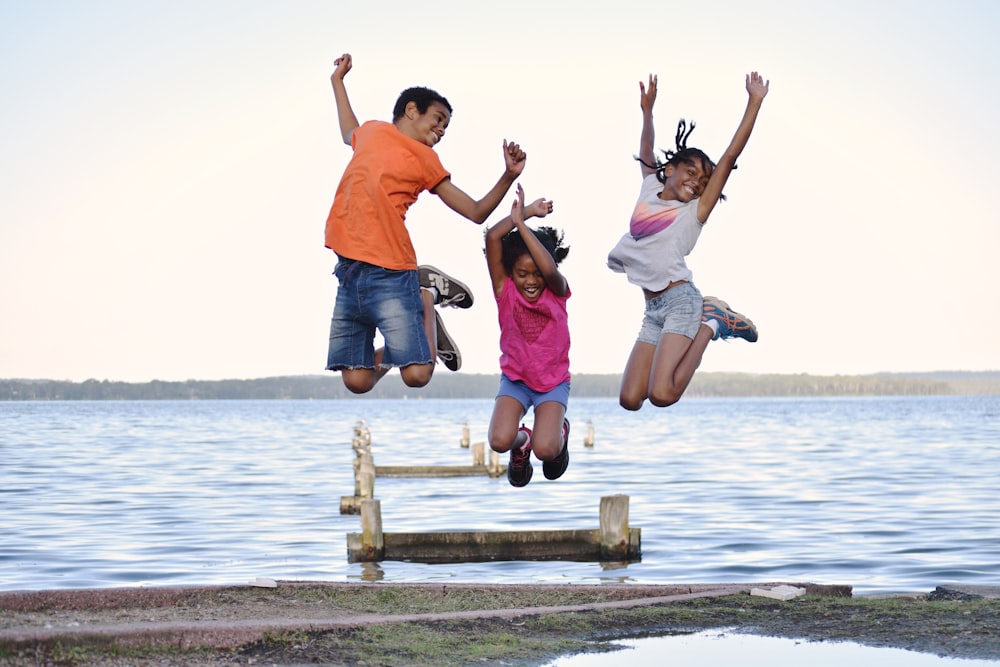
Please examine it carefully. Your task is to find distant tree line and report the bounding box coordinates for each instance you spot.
[2,372,998,401]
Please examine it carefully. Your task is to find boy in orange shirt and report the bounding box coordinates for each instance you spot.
[325,53,527,394]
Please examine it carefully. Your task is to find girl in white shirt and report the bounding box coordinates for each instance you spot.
[608,71,770,411]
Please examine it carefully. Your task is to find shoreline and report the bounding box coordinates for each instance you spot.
[2,581,999,665]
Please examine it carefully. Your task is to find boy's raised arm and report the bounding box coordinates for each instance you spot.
[434,140,527,223]
[331,53,360,146]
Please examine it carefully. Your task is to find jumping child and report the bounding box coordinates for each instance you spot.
[485,184,571,487]
[607,71,770,410]
[324,53,527,394]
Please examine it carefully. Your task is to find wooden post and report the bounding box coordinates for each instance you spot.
[339,495,361,514]
[357,452,375,493]
[357,467,375,497]
[341,463,374,515]
[460,422,470,448]
[358,499,384,561]
[471,442,485,465]
[347,495,640,563]
[353,420,371,449]
[584,419,595,448]
[599,495,630,560]
[487,450,502,477]
[357,470,375,498]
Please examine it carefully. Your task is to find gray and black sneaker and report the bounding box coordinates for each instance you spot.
[419,265,474,309]
[434,310,461,372]
[507,425,533,487]
[543,418,570,480]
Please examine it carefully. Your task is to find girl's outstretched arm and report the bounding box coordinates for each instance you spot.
[697,71,769,223]
[638,74,658,179]
[511,185,565,297]
[485,211,516,297]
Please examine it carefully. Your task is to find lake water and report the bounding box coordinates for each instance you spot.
[1,395,998,595]
[546,629,1000,666]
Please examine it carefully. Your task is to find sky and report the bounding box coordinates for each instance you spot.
[1,0,998,382]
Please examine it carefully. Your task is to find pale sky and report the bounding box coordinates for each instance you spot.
[2,0,998,382]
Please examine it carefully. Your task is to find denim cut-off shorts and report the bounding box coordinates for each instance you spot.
[636,281,704,345]
[326,258,433,371]
[497,374,571,413]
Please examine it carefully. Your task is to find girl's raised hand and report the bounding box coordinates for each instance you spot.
[511,183,526,226]
[525,197,554,219]
[640,73,657,113]
[746,71,769,101]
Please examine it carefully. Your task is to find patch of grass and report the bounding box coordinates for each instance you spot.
[232,595,1000,667]
[6,590,1000,666]
[240,617,600,667]
[250,583,636,615]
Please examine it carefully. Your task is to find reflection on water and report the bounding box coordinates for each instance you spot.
[546,629,1000,666]
[2,396,999,594]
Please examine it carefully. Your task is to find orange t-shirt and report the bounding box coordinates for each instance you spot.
[324,120,451,270]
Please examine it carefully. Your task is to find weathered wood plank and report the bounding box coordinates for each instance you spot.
[374,465,501,478]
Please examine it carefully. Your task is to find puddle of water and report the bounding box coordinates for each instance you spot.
[545,629,1000,666]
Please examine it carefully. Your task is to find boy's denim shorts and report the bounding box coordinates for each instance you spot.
[496,374,571,412]
[326,258,432,371]
[636,281,703,345]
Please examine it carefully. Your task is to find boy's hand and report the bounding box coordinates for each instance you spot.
[640,73,657,114]
[331,53,353,83]
[503,140,527,176]
[525,197,554,219]
[746,71,769,101]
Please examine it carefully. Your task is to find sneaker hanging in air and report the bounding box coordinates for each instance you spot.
[507,425,533,487]
[543,418,570,480]
[434,310,462,372]
[702,296,758,343]
[419,265,474,309]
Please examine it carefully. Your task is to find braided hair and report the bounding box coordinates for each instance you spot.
[636,119,731,200]
[500,226,570,276]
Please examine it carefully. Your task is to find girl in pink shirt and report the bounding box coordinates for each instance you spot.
[485,185,571,487]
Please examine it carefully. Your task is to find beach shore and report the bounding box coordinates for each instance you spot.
[2,581,999,665]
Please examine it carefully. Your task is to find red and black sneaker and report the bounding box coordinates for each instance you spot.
[543,418,570,480]
[507,425,533,487]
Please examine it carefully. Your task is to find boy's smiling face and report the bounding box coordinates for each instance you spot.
[400,101,451,147]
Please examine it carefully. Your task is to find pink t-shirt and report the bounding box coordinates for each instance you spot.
[496,276,571,393]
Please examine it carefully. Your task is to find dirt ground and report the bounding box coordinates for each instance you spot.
[2,581,999,666]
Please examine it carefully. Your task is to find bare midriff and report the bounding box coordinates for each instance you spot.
[643,279,687,300]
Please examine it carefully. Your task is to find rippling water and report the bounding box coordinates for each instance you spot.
[2,396,998,594]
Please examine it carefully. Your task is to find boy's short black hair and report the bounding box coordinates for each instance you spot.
[392,87,452,121]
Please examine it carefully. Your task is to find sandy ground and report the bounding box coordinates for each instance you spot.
[2,581,998,666]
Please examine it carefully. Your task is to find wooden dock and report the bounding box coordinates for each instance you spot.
[340,421,640,564]
[347,495,641,564]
